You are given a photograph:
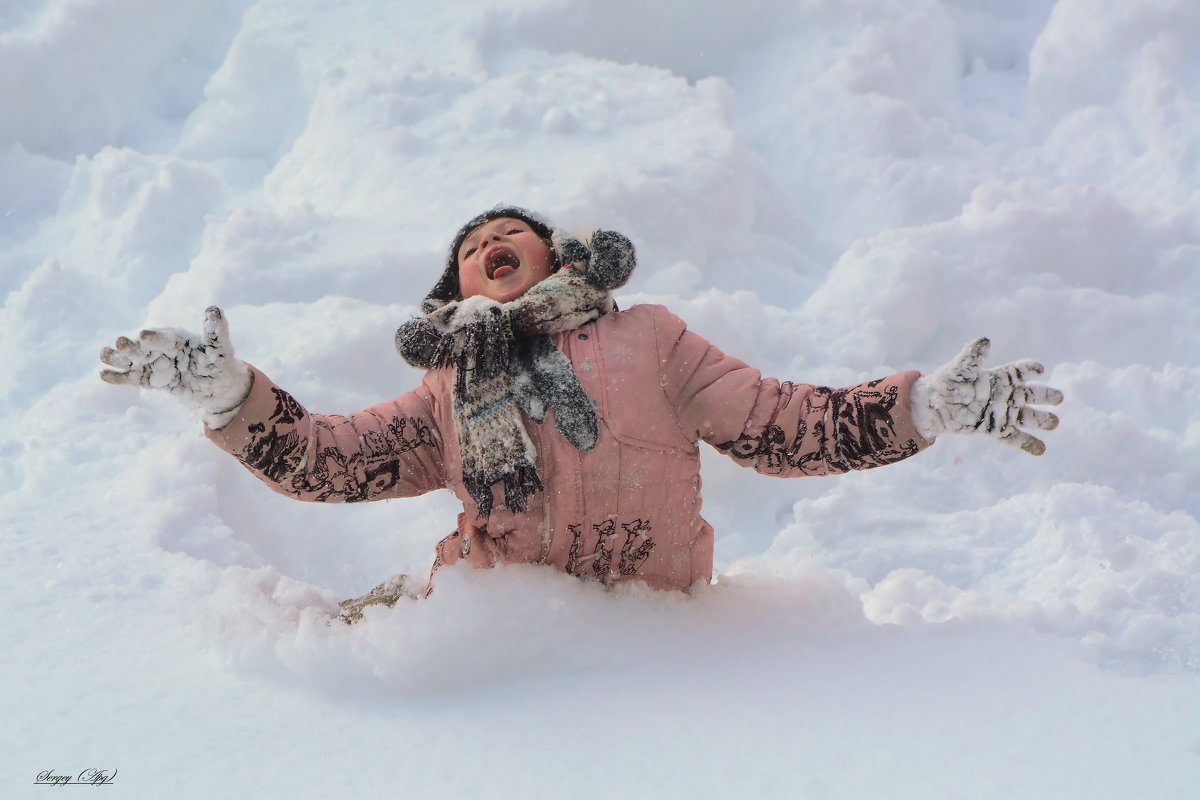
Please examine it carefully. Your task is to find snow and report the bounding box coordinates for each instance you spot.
[2,0,1198,797]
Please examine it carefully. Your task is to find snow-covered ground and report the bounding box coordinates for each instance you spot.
[2,0,1198,797]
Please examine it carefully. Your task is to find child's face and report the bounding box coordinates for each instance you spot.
[457,217,556,303]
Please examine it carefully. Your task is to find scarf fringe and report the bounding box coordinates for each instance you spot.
[464,462,545,518]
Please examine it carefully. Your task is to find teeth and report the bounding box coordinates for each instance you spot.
[486,249,520,278]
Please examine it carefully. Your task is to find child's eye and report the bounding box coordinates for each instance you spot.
[463,246,477,258]
[507,228,523,234]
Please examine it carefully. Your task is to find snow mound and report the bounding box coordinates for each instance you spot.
[3,0,1200,796]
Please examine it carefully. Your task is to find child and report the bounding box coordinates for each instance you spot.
[100,206,1063,620]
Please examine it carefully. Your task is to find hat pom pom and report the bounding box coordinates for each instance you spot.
[556,230,636,290]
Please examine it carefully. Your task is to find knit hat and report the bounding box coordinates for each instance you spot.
[422,205,636,314]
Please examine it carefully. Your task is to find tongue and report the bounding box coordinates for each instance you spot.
[492,265,517,279]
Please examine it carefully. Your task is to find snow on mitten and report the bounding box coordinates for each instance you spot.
[910,337,1063,455]
[554,230,636,290]
[100,306,253,430]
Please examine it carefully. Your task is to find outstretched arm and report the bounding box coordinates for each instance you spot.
[101,307,447,502]
[203,366,447,503]
[653,306,931,477]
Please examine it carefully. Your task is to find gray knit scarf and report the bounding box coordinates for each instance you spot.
[395,231,636,518]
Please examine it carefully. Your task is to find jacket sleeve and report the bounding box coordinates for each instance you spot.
[651,306,933,476]
[204,364,447,502]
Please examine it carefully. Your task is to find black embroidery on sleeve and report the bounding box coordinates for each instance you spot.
[236,389,436,502]
[269,387,306,424]
[291,441,366,501]
[717,381,919,474]
[366,459,401,494]
[241,425,303,482]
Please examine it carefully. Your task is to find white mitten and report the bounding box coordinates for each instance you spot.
[911,337,1063,456]
[100,306,253,430]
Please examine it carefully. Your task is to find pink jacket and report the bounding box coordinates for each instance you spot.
[206,304,932,591]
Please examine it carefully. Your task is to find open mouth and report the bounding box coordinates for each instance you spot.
[485,248,521,280]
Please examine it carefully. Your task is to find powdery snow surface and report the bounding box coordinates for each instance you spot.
[2,0,1198,797]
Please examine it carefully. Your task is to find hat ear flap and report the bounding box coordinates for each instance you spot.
[423,263,461,313]
[553,233,591,270]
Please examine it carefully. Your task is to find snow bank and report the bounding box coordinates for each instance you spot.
[188,562,868,696]
[3,0,1200,796]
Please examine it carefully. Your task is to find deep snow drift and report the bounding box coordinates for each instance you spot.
[2,0,1198,797]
